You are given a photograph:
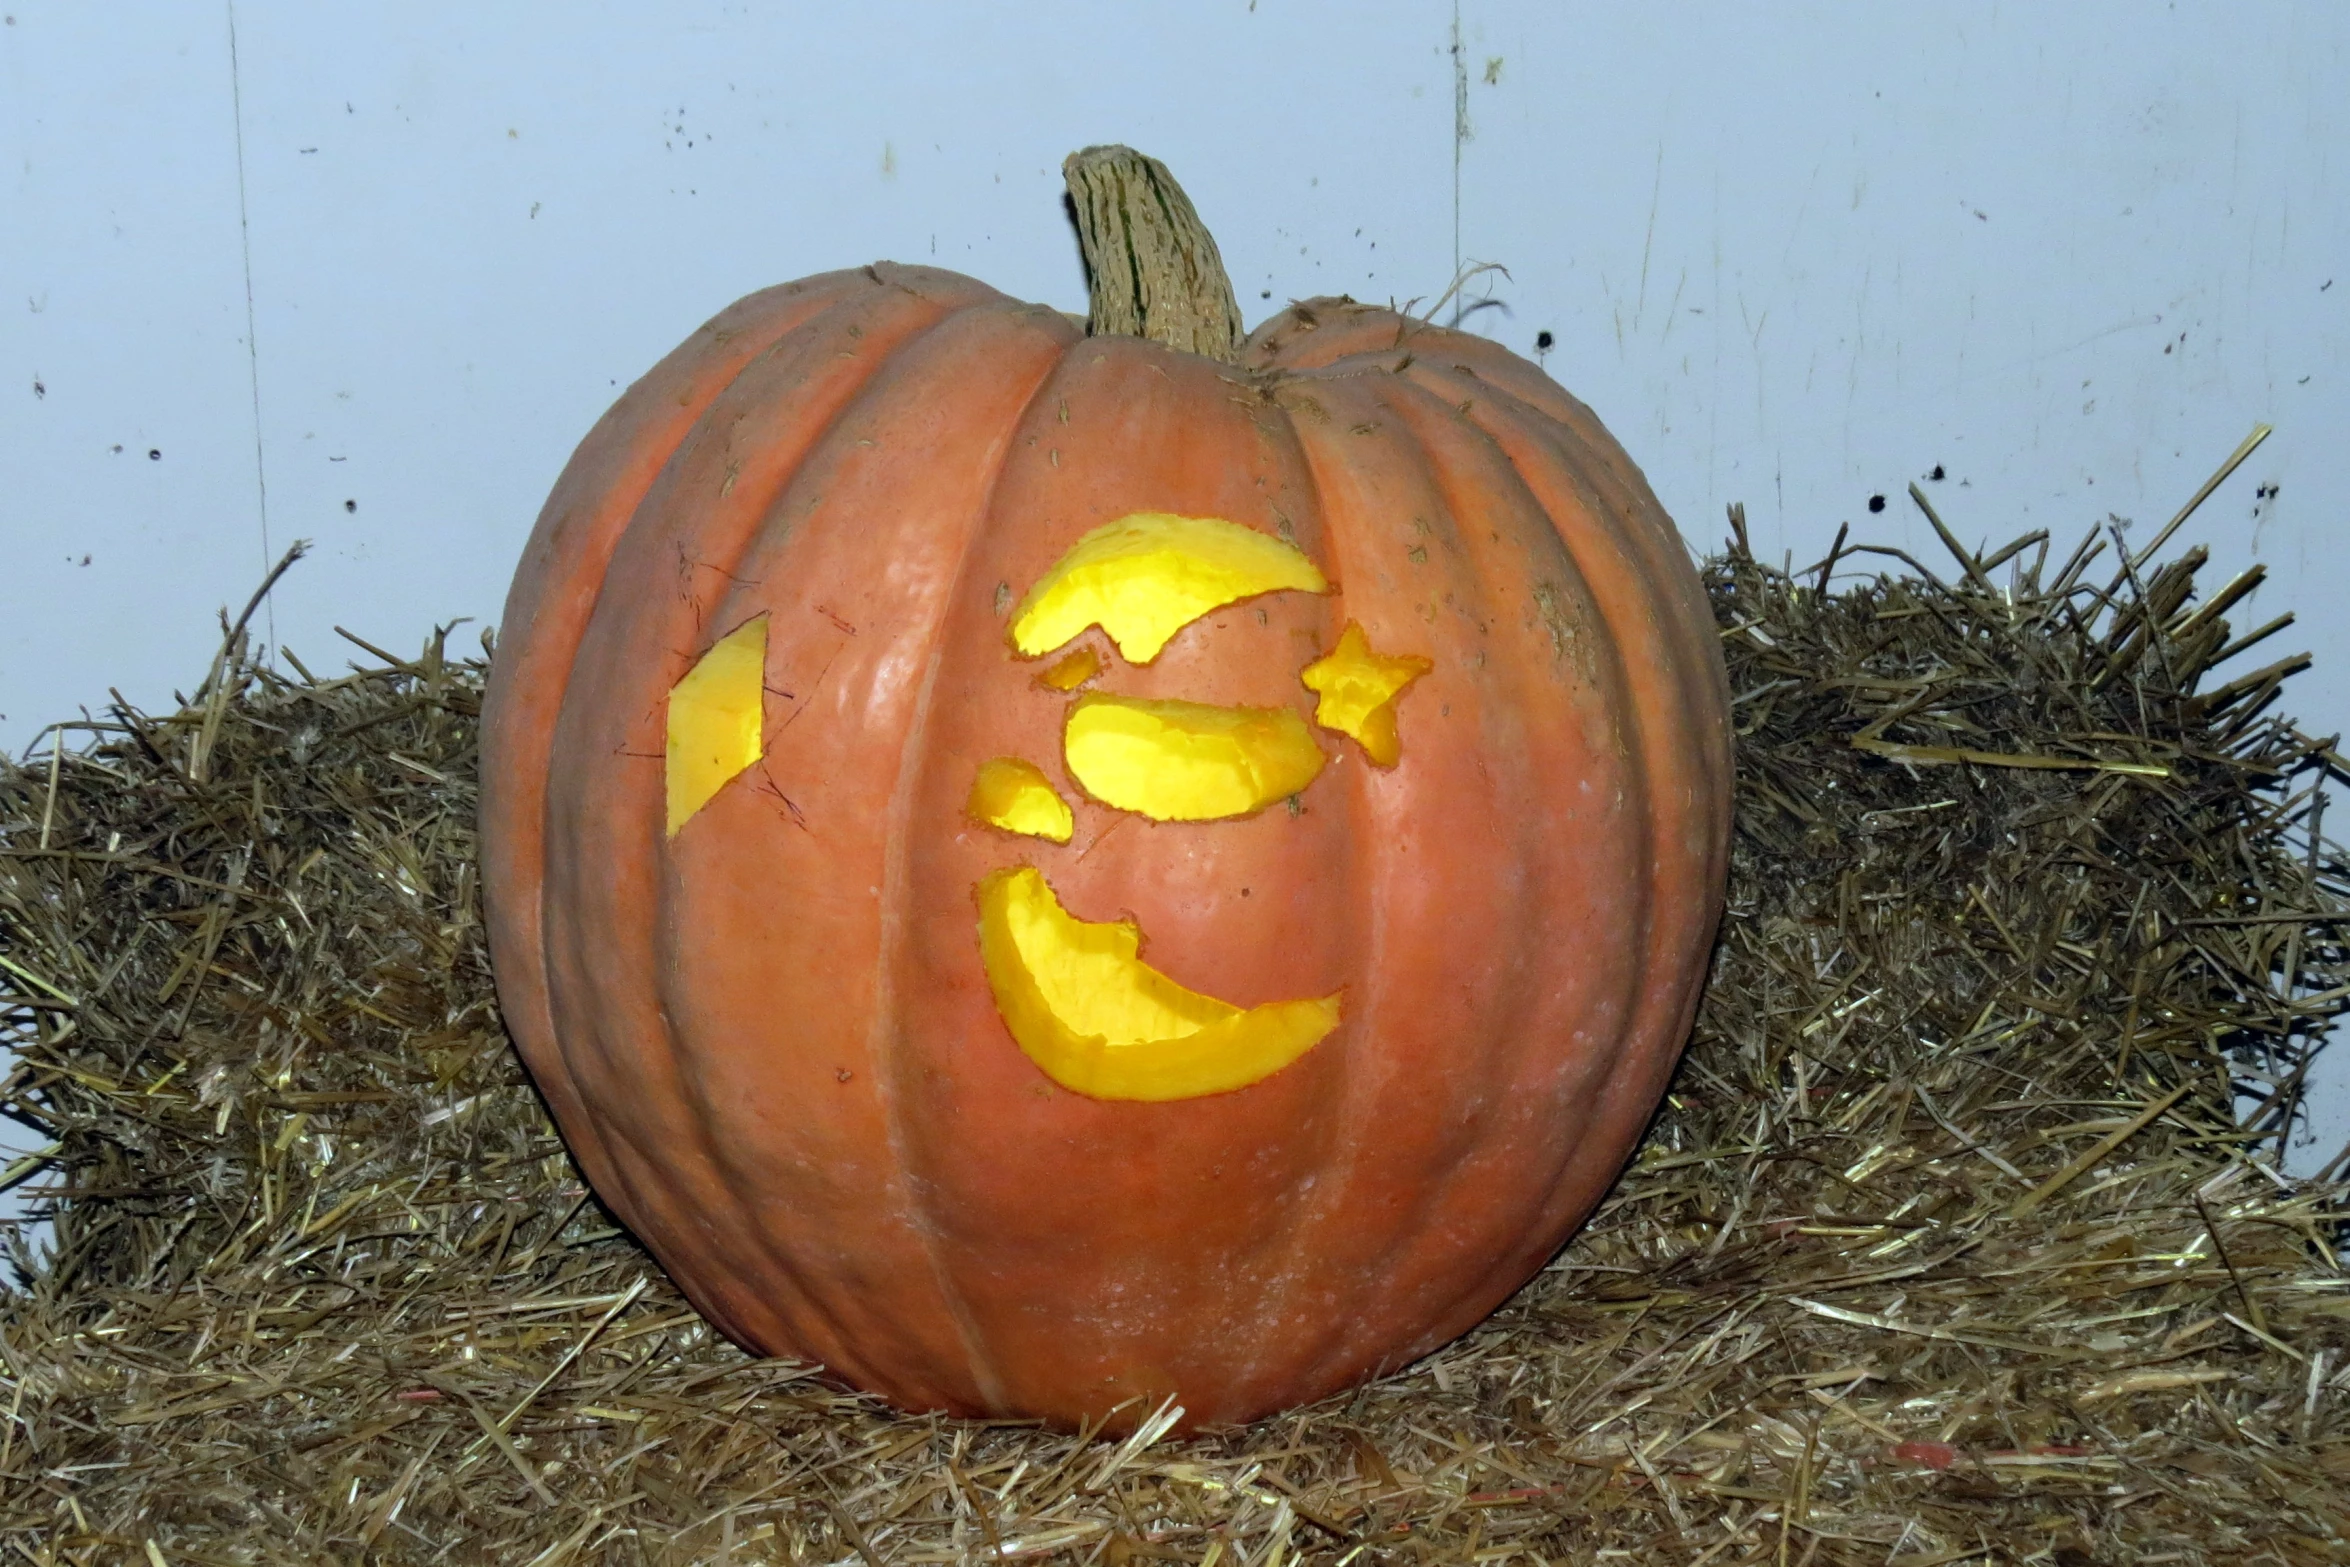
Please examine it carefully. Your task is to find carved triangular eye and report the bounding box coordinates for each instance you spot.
[664,616,768,836]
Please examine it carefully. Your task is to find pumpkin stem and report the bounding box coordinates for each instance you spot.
[1063,145,1244,363]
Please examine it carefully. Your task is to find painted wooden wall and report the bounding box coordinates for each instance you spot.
[5,3,2346,1182]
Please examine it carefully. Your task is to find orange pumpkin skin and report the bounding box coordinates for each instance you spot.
[480,263,1731,1429]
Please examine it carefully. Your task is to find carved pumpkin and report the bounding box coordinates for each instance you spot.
[480,147,1731,1429]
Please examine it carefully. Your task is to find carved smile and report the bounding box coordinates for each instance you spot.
[974,866,1340,1102]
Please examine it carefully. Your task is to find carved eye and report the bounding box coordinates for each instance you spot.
[1062,694,1324,822]
[1008,511,1327,663]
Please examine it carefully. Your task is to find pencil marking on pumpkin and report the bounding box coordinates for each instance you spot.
[773,648,842,736]
[753,764,811,832]
[677,542,762,590]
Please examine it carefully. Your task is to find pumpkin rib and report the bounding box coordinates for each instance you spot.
[621,285,1016,1369]
[499,271,1001,1287]
[1244,373,1439,1395]
[1405,369,1732,1314]
[1273,369,1654,1397]
[1234,376,1413,1393]
[686,300,1076,1406]
[1172,374,1365,1401]
[484,271,894,1306]
[558,286,956,1365]
[880,336,1358,1421]
[860,340,1344,1409]
[1248,368,1637,1401]
[878,336,1364,1423]
[542,282,1018,1387]
[1368,364,1726,1373]
[1377,364,1660,1172]
[860,311,1082,1415]
[665,299,1084,1409]
[1215,367,1382,1409]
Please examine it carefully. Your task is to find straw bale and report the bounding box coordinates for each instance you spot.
[2,509,2347,1565]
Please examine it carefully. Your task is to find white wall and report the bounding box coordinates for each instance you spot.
[5,3,2346,1161]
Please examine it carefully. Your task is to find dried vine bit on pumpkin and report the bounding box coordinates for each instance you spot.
[1008,512,1329,664]
[1034,645,1103,692]
[974,865,1340,1101]
[1299,622,1434,767]
[1062,693,1325,821]
[665,615,768,836]
[966,757,1075,844]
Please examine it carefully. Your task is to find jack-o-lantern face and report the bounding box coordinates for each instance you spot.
[480,264,1731,1433]
[961,512,1429,1101]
